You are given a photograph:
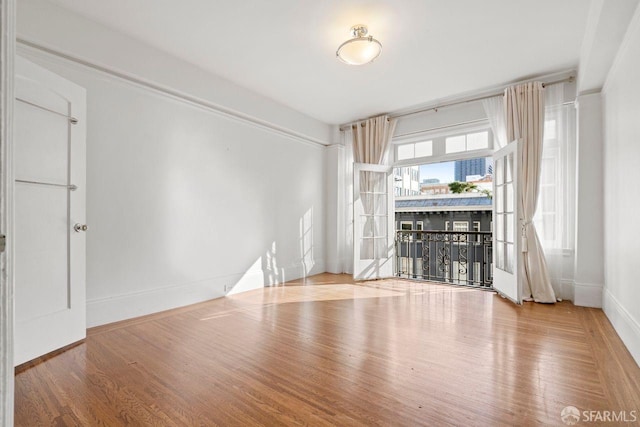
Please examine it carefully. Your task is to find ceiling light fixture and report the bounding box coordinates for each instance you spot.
[336,25,382,66]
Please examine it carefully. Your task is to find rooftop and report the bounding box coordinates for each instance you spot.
[395,196,492,212]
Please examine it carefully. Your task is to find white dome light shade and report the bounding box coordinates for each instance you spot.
[336,25,382,65]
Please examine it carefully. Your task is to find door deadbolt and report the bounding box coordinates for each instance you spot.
[73,223,88,232]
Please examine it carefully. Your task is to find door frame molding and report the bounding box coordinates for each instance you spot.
[0,0,16,424]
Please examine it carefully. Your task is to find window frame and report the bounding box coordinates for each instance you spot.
[453,221,469,232]
[399,221,413,231]
[393,123,494,169]
[534,112,569,251]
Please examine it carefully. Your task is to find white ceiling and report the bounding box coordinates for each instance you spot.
[44,0,591,125]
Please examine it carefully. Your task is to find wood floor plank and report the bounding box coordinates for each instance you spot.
[14,274,640,426]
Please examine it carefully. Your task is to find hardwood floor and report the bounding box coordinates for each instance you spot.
[14,274,640,426]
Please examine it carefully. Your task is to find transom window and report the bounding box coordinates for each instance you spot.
[445,131,489,154]
[394,127,492,164]
[397,140,433,160]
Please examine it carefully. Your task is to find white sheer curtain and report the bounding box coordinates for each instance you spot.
[534,84,575,296]
[342,127,354,274]
[482,96,508,149]
[505,82,556,303]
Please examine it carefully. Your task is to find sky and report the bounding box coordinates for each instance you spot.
[419,161,455,183]
[418,157,493,183]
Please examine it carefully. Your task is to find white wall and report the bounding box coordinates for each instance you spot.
[17,3,330,327]
[577,0,640,94]
[601,5,640,366]
[17,0,331,145]
[324,142,344,274]
[573,93,604,307]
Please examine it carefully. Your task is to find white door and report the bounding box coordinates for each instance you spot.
[353,163,394,280]
[492,140,522,303]
[14,56,87,365]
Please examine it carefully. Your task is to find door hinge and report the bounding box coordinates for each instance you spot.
[0,235,5,253]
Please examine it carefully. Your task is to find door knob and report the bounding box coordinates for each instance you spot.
[73,223,88,232]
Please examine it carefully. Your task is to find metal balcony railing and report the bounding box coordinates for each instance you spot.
[395,230,493,288]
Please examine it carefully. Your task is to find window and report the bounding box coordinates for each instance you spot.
[473,221,481,242]
[445,221,450,231]
[544,119,557,140]
[415,141,432,158]
[396,140,433,161]
[393,166,421,196]
[400,221,413,231]
[397,144,413,160]
[394,127,493,167]
[399,221,422,231]
[453,221,468,232]
[537,154,558,243]
[445,131,489,154]
[446,135,466,153]
[534,101,575,252]
[467,132,488,150]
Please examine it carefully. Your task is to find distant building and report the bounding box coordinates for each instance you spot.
[395,195,492,233]
[422,178,440,184]
[420,182,451,195]
[394,166,421,196]
[454,158,486,182]
[395,194,493,285]
[467,174,493,195]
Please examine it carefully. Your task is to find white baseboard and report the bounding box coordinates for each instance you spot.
[225,260,323,294]
[573,281,603,308]
[324,259,342,274]
[87,259,325,327]
[553,279,575,302]
[553,280,602,307]
[87,277,225,327]
[603,288,640,367]
[341,256,353,275]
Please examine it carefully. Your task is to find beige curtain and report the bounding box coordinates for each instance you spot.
[505,82,556,303]
[351,115,397,259]
[352,115,397,164]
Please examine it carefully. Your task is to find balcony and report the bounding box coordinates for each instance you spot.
[395,230,493,288]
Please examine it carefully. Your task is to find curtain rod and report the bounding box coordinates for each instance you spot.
[339,76,575,131]
[393,118,488,140]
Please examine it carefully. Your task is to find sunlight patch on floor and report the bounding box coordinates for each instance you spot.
[199,277,490,322]
[227,283,404,305]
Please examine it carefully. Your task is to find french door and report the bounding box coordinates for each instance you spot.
[492,140,522,303]
[353,163,394,280]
